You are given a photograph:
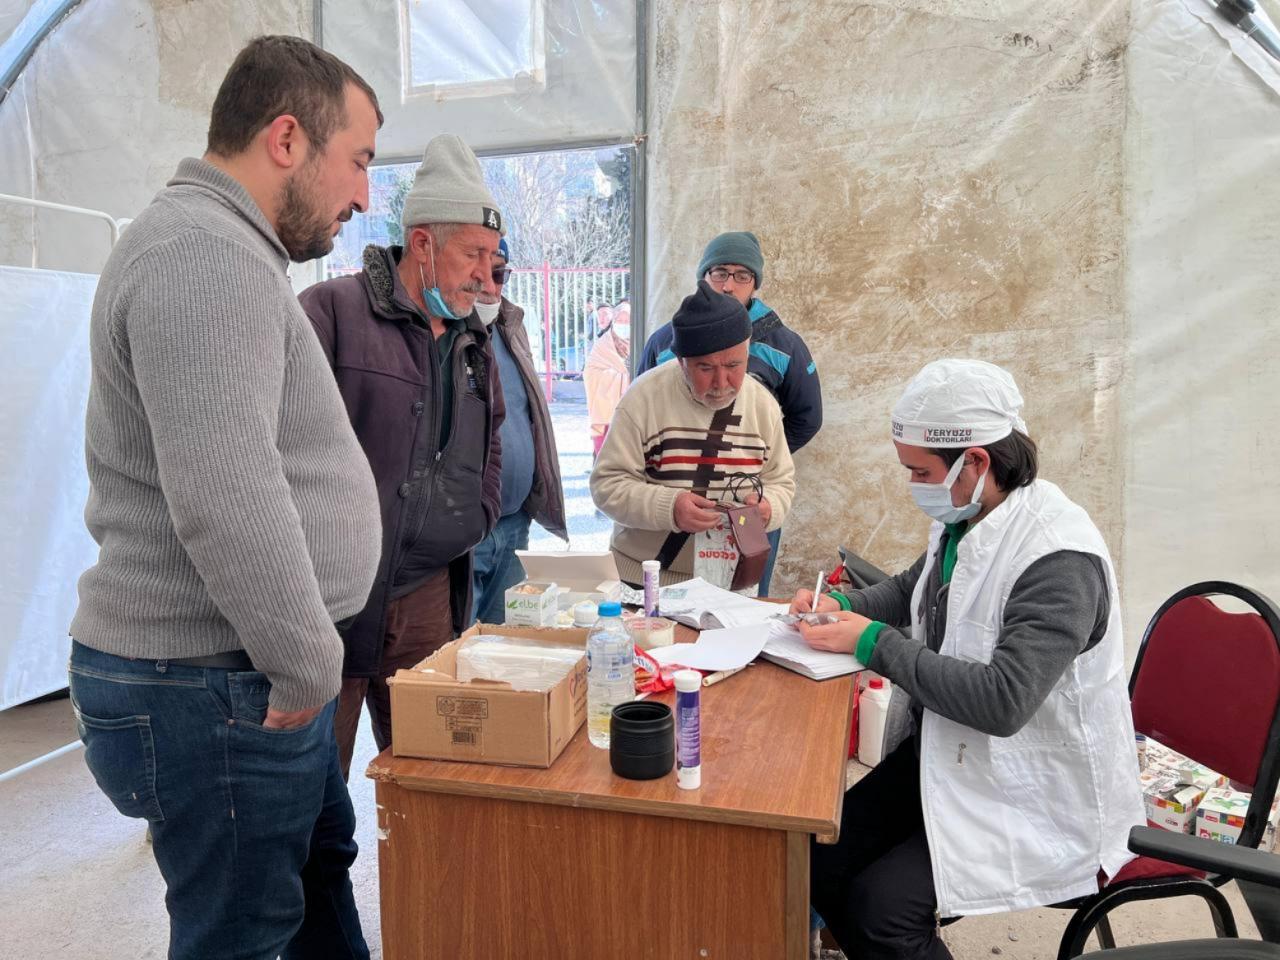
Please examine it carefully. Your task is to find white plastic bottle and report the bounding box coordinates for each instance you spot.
[674,669,702,789]
[857,677,892,766]
[586,601,634,748]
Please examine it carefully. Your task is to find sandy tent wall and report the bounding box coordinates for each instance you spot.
[646,0,1279,651]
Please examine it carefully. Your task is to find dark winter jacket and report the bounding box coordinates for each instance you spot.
[299,244,504,677]
[491,298,568,539]
[637,298,823,452]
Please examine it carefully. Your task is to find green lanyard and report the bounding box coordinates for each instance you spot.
[940,522,969,585]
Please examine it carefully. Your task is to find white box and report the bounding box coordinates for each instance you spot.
[503,581,558,627]
[1196,785,1280,849]
[515,551,623,604]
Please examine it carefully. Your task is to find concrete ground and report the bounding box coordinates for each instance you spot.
[0,695,1265,959]
[0,397,1268,957]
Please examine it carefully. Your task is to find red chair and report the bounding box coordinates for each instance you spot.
[1055,581,1280,958]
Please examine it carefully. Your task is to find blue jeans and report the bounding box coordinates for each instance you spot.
[68,641,369,960]
[471,511,532,625]
[758,526,783,597]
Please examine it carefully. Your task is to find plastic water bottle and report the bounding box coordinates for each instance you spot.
[586,601,634,748]
[858,677,892,766]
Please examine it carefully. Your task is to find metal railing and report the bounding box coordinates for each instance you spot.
[315,261,629,402]
[504,265,630,400]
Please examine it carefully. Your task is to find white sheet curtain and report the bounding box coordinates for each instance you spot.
[0,264,97,709]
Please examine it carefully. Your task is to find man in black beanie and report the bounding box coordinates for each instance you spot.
[637,231,823,595]
[590,282,796,586]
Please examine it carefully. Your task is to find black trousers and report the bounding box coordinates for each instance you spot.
[811,740,953,960]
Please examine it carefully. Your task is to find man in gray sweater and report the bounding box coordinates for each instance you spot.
[68,37,383,960]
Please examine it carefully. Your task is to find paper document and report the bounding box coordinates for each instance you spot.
[760,621,864,680]
[648,623,772,672]
[657,577,780,630]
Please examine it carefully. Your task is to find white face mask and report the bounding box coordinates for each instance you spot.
[612,321,631,340]
[909,452,987,524]
[474,299,501,324]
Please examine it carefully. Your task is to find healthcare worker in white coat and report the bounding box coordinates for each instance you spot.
[791,359,1145,959]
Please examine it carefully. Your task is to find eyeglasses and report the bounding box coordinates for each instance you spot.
[492,267,512,285]
[707,267,754,285]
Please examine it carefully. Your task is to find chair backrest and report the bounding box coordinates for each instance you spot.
[1130,581,1280,848]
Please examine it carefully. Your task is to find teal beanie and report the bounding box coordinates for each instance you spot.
[695,231,764,289]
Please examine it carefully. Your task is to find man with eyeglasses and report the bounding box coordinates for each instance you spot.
[470,239,568,624]
[298,134,505,778]
[638,231,823,595]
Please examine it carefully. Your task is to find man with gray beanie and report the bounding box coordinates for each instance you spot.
[591,281,795,586]
[299,134,505,776]
[638,231,822,595]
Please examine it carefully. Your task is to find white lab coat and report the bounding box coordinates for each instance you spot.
[913,480,1146,916]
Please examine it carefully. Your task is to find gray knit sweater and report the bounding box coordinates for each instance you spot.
[70,158,381,711]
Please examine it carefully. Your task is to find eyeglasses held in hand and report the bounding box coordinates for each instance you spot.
[707,267,754,285]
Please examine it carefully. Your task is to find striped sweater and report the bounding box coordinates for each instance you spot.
[589,360,796,585]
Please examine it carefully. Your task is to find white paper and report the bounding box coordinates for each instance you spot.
[648,622,772,671]
[657,577,779,630]
[760,621,864,681]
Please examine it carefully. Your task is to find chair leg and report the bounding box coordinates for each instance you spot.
[1057,880,1240,960]
[1200,884,1239,939]
[1096,915,1116,950]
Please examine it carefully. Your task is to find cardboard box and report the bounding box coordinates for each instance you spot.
[515,551,623,606]
[503,580,558,627]
[388,624,589,768]
[1140,737,1226,833]
[1196,785,1280,850]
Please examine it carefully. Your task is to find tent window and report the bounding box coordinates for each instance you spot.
[401,0,546,101]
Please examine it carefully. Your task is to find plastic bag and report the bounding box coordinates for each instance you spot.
[454,634,585,692]
[693,514,740,589]
[634,645,677,695]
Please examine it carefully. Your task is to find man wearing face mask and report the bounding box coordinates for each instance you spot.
[591,282,795,586]
[470,239,568,623]
[299,134,505,777]
[789,359,1144,960]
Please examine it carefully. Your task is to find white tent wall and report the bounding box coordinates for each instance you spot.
[319,0,636,158]
[0,265,97,709]
[0,0,1276,678]
[0,0,311,274]
[646,0,1280,653]
[1123,1,1280,638]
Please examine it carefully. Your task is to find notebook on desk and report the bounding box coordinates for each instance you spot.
[760,620,864,680]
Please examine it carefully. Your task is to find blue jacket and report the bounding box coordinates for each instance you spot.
[637,299,823,452]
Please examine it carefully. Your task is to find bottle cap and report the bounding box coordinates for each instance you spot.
[674,669,701,693]
[642,560,660,572]
[597,601,622,617]
[869,677,885,689]
[572,600,599,627]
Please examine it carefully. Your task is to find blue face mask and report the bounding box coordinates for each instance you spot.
[418,243,461,321]
[909,453,987,525]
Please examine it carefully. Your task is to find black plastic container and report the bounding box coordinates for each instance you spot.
[609,701,675,780]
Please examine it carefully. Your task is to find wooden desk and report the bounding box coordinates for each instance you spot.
[369,651,854,960]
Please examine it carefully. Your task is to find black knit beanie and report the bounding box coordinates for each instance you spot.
[670,284,747,363]
[671,280,752,359]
